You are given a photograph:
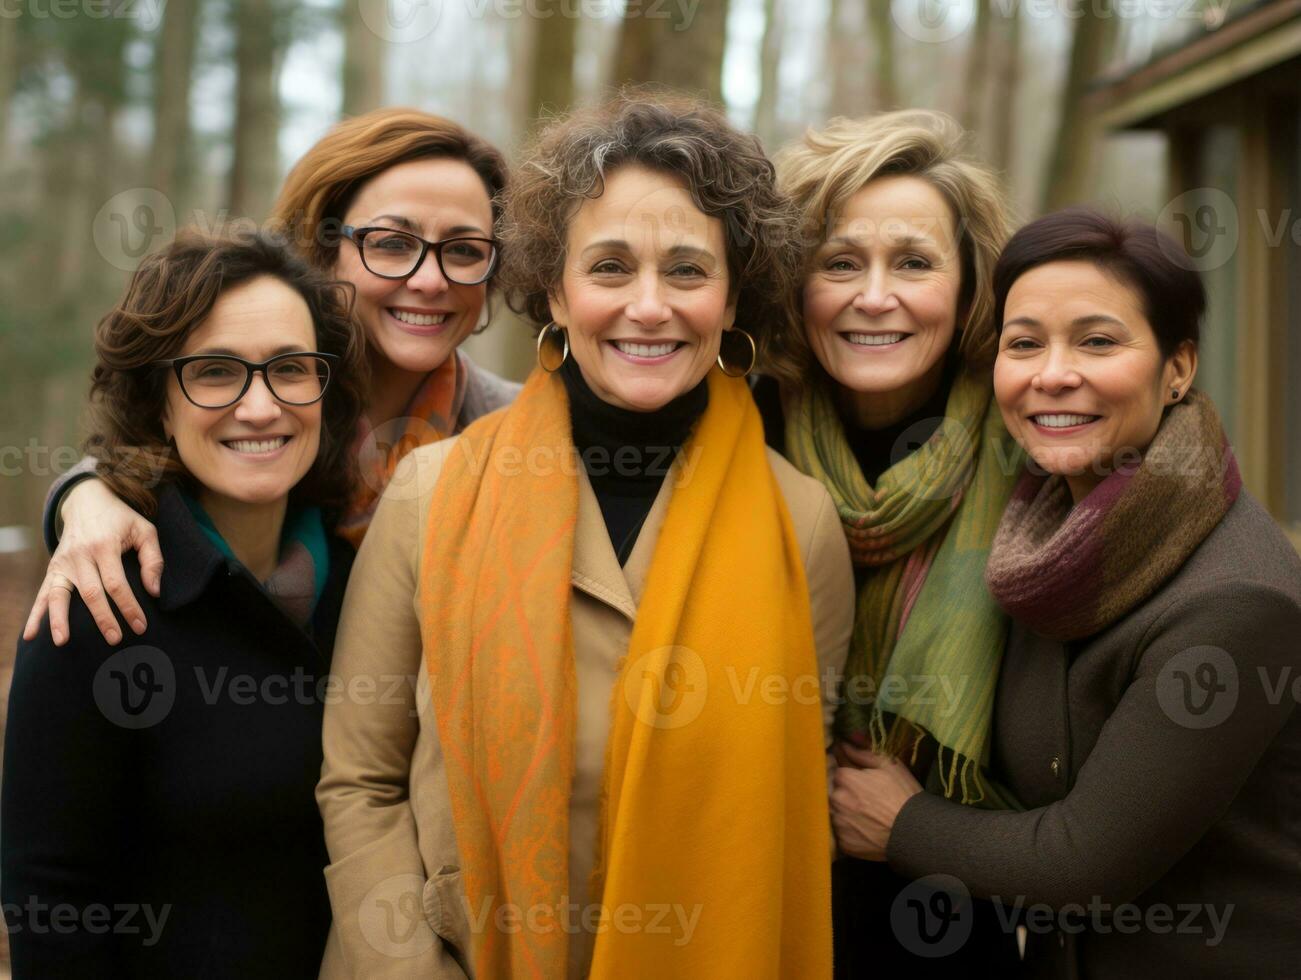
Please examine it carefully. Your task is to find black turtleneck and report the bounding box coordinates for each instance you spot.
[560,357,709,565]
[840,354,958,485]
[753,354,958,486]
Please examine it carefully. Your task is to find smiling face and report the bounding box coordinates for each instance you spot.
[334,156,494,377]
[162,275,322,509]
[995,260,1198,502]
[547,164,737,412]
[803,175,964,426]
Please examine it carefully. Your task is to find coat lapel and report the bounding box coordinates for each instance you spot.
[621,469,675,609]
[570,466,637,621]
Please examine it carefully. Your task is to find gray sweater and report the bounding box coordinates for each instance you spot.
[888,490,1301,978]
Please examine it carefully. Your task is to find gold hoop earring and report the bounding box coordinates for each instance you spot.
[536,322,569,373]
[716,328,756,378]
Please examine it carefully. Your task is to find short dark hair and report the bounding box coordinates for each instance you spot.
[992,206,1204,359]
[86,230,367,522]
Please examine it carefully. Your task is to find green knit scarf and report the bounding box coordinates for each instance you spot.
[784,368,1024,804]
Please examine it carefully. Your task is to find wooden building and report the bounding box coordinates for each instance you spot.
[1091,0,1301,548]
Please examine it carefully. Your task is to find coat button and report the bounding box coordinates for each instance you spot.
[1050,756,1061,778]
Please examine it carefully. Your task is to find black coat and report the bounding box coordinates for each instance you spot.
[2,483,353,979]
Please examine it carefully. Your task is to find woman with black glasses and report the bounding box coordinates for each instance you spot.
[2,231,366,978]
[25,108,517,647]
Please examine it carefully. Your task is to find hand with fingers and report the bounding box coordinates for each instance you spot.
[830,741,924,861]
[23,478,165,647]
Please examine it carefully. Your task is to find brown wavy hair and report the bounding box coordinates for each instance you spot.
[85,230,367,520]
[496,89,806,382]
[270,107,509,279]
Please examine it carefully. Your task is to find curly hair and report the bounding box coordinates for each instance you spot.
[85,230,368,522]
[496,90,806,383]
[776,110,1013,379]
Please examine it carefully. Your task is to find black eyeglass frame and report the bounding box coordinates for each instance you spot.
[152,352,340,410]
[340,224,500,285]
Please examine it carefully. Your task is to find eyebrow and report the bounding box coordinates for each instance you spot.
[1003,314,1128,330]
[823,233,939,250]
[192,345,311,358]
[369,214,489,237]
[579,239,718,262]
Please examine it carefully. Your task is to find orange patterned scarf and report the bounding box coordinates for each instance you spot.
[338,351,466,547]
[416,368,832,978]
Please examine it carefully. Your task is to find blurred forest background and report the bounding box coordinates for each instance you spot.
[0,0,1236,564]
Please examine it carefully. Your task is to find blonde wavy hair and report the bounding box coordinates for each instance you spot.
[775,110,1012,380]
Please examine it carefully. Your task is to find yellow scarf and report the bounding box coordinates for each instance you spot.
[417,367,832,978]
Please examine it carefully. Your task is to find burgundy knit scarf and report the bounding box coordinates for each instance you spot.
[984,390,1241,641]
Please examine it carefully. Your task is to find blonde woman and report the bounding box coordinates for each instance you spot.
[755,110,1023,970]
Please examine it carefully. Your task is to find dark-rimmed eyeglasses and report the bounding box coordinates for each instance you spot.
[341,225,499,285]
[153,353,338,410]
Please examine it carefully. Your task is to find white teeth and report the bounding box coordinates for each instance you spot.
[614,341,678,358]
[390,310,448,326]
[846,332,906,346]
[225,437,288,454]
[1031,414,1098,428]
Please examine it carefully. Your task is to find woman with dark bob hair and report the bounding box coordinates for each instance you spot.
[316,92,853,979]
[3,231,366,978]
[834,207,1301,979]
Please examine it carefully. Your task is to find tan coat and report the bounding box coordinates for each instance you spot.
[316,436,854,979]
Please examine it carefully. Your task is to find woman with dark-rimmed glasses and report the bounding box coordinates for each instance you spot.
[2,231,366,978]
[25,108,518,648]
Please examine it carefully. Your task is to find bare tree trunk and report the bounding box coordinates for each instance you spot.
[958,0,992,133]
[0,15,16,164]
[342,0,385,116]
[1041,1,1115,211]
[754,0,783,146]
[611,0,731,104]
[229,0,282,221]
[527,0,578,128]
[150,0,199,205]
[867,0,897,110]
[827,0,850,117]
[988,4,1021,179]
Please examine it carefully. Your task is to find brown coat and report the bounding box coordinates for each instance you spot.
[316,437,854,979]
[888,490,1301,979]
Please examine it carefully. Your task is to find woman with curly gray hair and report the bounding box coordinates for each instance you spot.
[315,92,853,979]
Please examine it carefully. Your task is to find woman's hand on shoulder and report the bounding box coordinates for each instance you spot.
[22,478,163,647]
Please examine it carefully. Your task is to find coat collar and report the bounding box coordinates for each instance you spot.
[569,464,676,621]
[152,482,234,612]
